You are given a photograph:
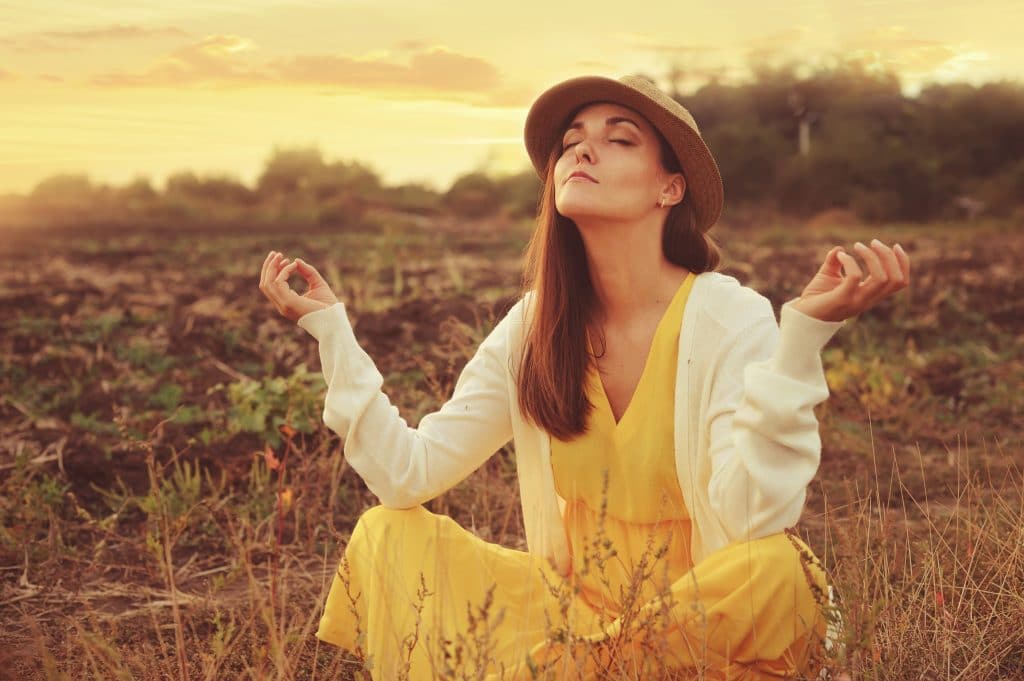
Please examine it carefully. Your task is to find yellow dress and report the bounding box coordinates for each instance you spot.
[316,272,831,680]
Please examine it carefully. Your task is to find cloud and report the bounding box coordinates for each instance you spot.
[734,27,818,65]
[42,24,190,42]
[393,40,430,52]
[88,34,271,87]
[87,37,529,105]
[0,23,189,53]
[613,32,725,57]
[613,31,767,87]
[839,26,989,77]
[741,27,813,50]
[572,60,619,70]
[270,46,502,92]
[615,28,813,64]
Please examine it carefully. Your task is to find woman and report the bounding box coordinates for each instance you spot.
[258,74,909,680]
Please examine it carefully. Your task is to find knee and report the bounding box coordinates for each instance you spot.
[346,504,435,562]
[356,503,425,527]
[783,533,826,576]
[737,532,828,591]
[773,533,830,603]
[351,504,430,540]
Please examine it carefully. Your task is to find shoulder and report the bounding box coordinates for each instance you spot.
[481,291,533,354]
[510,289,538,326]
[691,270,775,334]
[518,276,773,332]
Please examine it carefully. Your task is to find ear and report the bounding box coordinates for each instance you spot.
[663,172,687,207]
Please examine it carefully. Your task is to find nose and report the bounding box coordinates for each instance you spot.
[573,138,594,164]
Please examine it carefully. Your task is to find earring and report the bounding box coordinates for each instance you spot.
[657,197,665,208]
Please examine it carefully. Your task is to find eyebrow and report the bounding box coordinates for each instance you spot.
[563,116,641,139]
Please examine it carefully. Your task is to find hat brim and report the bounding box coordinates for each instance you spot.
[524,75,723,232]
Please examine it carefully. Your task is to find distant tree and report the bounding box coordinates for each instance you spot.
[120,176,158,203]
[256,146,326,196]
[166,171,255,204]
[382,181,443,215]
[308,160,382,201]
[492,170,542,218]
[26,173,96,212]
[255,146,384,206]
[664,53,1024,222]
[918,81,1024,180]
[443,171,501,219]
[29,173,93,200]
[704,121,788,203]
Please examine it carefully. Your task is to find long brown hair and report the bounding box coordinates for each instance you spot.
[515,112,723,440]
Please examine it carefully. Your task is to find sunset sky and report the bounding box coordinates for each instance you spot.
[0,1,1018,197]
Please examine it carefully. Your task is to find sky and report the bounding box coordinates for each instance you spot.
[0,0,1019,196]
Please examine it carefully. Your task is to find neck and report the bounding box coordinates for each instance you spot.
[575,214,691,328]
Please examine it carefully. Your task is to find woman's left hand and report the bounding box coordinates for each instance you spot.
[789,239,910,323]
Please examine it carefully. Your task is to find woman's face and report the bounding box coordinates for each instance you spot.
[553,101,680,223]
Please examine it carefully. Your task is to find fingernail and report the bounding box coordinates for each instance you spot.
[895,243,904,252]
[855,241,865,249]
[871,238,881,245]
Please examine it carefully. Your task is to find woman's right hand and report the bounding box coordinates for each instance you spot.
[259,250,341,323]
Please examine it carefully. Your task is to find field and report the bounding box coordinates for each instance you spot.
[2,210,1022,679]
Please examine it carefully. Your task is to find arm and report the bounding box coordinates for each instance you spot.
[296,300,516,508]
[705,296,846,543]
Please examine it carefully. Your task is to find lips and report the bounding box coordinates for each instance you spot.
[567,170,597,183]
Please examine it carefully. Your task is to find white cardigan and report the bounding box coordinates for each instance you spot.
[296,270,847,576]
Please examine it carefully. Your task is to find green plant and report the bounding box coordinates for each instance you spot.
[0,455,70,554]
[115,337,176,373]
[78,311,125,343]
[209,363,323,446]
[69,410,121,436]
[148,382,184,411]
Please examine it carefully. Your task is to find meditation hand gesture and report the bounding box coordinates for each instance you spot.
[790,239,910,323]
[258,250,340,323]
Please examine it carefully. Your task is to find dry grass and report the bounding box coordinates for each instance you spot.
[5,410,1023,679]
[2,218,1022,678]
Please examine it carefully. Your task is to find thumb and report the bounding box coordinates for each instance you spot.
[820,246,844,276]
[835,250,862,293]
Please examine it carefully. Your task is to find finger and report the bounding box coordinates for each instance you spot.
[869,239,903,287]
[295,258,330,290]
[264,252,283,289]
[271,263,302,314]
[275,260,299,284]
[836,250,862,297]
[853,241,887,290]
[266,255,289,305]
[274,254,290,279]
[260,250,276,289]
[894,243,910,285]
[819,246,844,276]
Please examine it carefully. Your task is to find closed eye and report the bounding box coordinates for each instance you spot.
[562,139,633,152]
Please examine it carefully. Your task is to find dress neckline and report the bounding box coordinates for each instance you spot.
[586,271,694,435]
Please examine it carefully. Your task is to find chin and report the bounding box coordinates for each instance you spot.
[557,207,595,221]
[557,204,617,222]
[557,198,600,217]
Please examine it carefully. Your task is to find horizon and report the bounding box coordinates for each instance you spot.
[1,0,1019,197]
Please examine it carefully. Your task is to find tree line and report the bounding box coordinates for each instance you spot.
[1,57,1021,233]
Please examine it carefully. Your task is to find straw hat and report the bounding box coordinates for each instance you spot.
[523,74,724,233]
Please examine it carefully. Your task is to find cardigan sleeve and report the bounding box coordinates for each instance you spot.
[705,296,847,543]
[295,300,516,508]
